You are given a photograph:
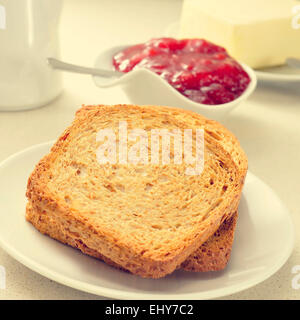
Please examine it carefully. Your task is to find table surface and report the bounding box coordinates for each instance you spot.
[0,0,299,300]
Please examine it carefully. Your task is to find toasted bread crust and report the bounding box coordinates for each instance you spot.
[26,200,237,274]
[26,104,246,278]
[26,201,127,271]
[181,212,238,271]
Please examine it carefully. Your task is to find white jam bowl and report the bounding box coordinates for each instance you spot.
[93,45,257,121]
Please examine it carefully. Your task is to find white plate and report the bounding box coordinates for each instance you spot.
[166,22,300,83]
[0,142,295,300]
[255,66,300,83]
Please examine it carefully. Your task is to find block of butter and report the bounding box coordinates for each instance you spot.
[179,0,300,69]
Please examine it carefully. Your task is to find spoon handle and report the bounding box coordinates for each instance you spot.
[286,57,300,69]
[47,58,123,78]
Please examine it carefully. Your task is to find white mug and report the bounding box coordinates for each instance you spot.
[0,0,63,111]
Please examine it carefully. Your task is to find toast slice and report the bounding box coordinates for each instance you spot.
[26,104,244,278]
[26,200,238,273]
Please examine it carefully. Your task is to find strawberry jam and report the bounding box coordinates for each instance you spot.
[113,38,251,105]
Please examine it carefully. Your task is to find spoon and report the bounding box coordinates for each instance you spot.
[286,57,300,69]
[47,57,123,78]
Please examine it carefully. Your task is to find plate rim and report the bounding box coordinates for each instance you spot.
[0,141,295,300]
[254,70,300,82]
